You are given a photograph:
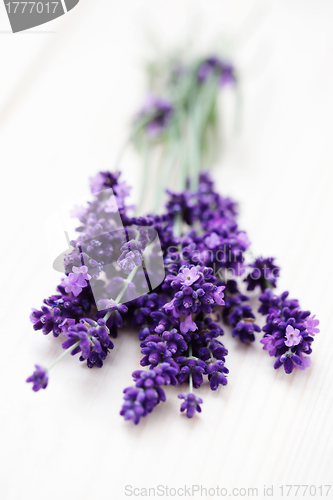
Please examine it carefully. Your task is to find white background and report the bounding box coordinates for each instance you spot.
[0,1,332,499]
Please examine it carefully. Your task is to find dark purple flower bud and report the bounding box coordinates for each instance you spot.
[120,363,178,424]
[61,318,113,368]
[26,365,49,392]
[244,257,280,293]
[232,320,261,343]
[136,95,174,138]
[258,288,281,315]
[206,360,229,390]
[197,56,236,86]
[178,393,203,418]
[177,359,206,388]
[89,171,121,194]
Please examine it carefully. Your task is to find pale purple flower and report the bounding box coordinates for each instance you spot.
[213,286,225,306]
[305,315,320,336]
[297,354,312,370]
[97,299,118,311]
[63,265,91,297]
[59,317,76,334]
[163,298,181,318]
[204,232,221,249]
[260,335,276,355]
[62,277,81,297]
[284,325,302,347]
[180,314,197,334]
[104,195,119,213]
[236,231,251,250]
[178,266,200,286]
[118,249,143,274]
[70,205,86,219]
[89,172,105,194]
[163,298,176,312]
[72,266,91,285]
[114,181,131,199]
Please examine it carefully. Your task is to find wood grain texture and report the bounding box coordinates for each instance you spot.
[0,1,332,499]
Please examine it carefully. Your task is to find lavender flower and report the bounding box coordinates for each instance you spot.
[140,340,172,368]
[244,257,280,292]
[178,266,201,285]
[197,56,236,85]
[120,363,178,424]
[30,306,63,337]
[130,293,164,328]
[26,365,48,392]
[114,181,132,199]
[163,265,225,320]
[194,319,228,363]
[257,288,281,315]
[204,232,221,249]
[180,314,198,334]
[117,240,144,274]
[137,95,174,138]
[177,359,207,388]
[104,195,119,213]
[165,190,198,226]
[62,266,91,297]
[95,301,128,338]
[284,325,302,347]
[62,318,114,368]
[29,284,91,337]
[214,286,225,305]
[259,290,318,373]
[223,281,261,343]
[89,171,121,194]
[305,315,320,336]
[206,360,229,390]
[178,393,203,418]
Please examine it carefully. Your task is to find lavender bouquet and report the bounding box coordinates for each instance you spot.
[27,55,319,424]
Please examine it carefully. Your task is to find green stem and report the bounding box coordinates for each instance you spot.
[189,343,193,393]
[103,265,139,322]
[264,279,274,290]
[174,213,183,237]
[189,103,202,191]
[112,114,157,175]
[112,119,145,174]
[153,139,180,214]
[246,247,255,260]
[234,78,242,136]
[196,75,220,169]
[47,341,80,371]
[116,266,138,303]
